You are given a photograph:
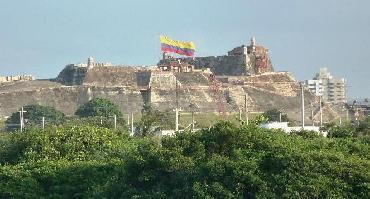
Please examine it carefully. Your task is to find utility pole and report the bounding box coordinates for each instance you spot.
[114,115,117,130]
[175,75,179,109]
[18,107,27,132]
[100,116,103,125]
[175,108,180,132]
[300,82,305,128]
[279,112,282,123]
[127,114,130,126]
[319,96,323,127]
[19,110,22,132]
[244,94,249,125]
[42,117,45,130]
[174,73,180,132]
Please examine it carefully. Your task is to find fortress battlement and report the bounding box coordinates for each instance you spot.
[158,37,274,76]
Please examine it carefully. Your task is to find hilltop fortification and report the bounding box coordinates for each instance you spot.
[0,38,340,124]
[158,37,273,76]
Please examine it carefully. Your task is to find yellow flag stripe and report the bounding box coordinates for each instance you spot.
[160,35,196,50]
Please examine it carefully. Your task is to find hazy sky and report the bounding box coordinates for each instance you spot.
[0,0,369,98]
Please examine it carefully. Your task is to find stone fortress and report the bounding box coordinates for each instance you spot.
[0,37,344,124]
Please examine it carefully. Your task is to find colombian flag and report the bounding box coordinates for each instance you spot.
[160,35,195,56]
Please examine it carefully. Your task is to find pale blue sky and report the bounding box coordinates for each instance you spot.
[0,0,369,98]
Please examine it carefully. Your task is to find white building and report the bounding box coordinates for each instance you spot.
[260,122,327,137]
[305,68,347,104]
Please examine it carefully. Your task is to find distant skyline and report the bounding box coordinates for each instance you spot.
[0,0,369,99]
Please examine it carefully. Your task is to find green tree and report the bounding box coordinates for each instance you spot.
[5,105,65,131]
[262,109,289,122]
[75,98,123,118]
[135,103,174,137]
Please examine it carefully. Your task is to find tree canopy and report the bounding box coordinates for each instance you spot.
[75,98,123,118]
[0,121,369,198]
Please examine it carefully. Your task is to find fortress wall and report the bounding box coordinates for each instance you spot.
[83,66,140,88]
[149,71,211,89]
[86,86,144,114]
[179,55,249,76]
[0,86,144,117]
[176,72,210,86]
[149,71,177,89]
[0,86,85,117]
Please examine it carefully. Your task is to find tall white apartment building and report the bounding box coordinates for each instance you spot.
[305,68,347,104]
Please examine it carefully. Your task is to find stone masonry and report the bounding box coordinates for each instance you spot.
[158,37,274,76]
